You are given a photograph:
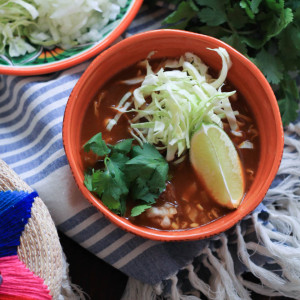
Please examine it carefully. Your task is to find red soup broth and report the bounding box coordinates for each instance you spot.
[80,58,260,231]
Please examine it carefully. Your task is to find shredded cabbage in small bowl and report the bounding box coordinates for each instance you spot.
[0,0,126,57]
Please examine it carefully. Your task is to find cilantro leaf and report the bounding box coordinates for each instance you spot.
[91,170,111,194]
[105,158,129,195]
[221,33,247,53]
[84,171,94,191]
[109,152,130,171]
[101,193,121,211]
[197,10,226,27]
[83,141,130,215]
[131,143,164,159]
[97,170,127,212]
[250,0,263,14]
[163,1,197,29]
[278,24,300,69]
[265,0,284,12]
[278,97,299,126]
[192,25,228,39]
[240,0,263,18]
[130,176,158,203]
[125,143,169,205]
[148,162,169,192]
[260,7,293,41]
[131,204,152,217]
[227,4,249,29]
[83,132,110,156]
[84,169,124,212]
[240,0,255,19]
[252,48,284,84]
[109,138,133,155]
[118,197,127,216]
[195,0,227,26]
[278,75,300,125]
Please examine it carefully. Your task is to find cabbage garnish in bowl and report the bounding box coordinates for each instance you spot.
[0,0,127,57]
[108,48,240,162]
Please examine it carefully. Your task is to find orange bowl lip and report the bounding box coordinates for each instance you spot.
[63,29,284,241]
[0,0,143,76]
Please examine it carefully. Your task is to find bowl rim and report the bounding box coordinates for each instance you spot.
[63,29,284,241]
[0,0,143,76]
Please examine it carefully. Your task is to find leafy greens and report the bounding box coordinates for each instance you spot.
[83,133,169,217]
[161,0,300,125]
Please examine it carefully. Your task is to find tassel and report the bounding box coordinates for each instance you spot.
[0,255,51,299]
[60,252,88,300]
[169,275,180,300]
[121,276,159,300]
[0,191,38,257]
[185,264,212,299]
[216,235,251,300]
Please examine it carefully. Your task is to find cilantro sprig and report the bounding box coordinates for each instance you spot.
[161,0,300,125]
[83,133,169,217]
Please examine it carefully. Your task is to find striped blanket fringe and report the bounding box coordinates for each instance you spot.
[60,252,88,300]
[122,122,300,300]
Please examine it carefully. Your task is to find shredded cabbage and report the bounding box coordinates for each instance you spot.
[114,48,240,161]
[0,0,126,57]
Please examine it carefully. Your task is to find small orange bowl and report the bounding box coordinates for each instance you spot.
[63,29,284,241]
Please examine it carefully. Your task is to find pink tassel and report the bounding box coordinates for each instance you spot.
[0,256,51,300]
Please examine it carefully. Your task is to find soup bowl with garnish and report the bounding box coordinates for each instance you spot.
[63,29,284,241]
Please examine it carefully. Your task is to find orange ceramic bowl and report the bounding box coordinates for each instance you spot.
[63,29,284,241]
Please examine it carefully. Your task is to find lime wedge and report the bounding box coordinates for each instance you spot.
[190,123,245,209]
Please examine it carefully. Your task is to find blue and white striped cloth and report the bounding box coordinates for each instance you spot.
[1,3,300,299]
[0,3,200,286]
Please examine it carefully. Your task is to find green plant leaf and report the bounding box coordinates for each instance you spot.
[110,138,133,155]
[195,0,227,26]
[252,48,284,84]
[227,4,249,29]
[83,132,110,156]
[221,33,248,53]
[278,97,299,126]
[131,204,152,217]
[163,1,197,29]
[278,75,300,125]
[240,0,255,19]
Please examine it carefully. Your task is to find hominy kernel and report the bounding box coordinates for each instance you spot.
[181,221,188,229]
[171,222,179,230]
[211,208,219,218]
[185,205,191,214]
[190,223,199,228]
[196,204,204,211]
[181,183,197,201]
[189,208,198,222]
[246,169,254,175]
